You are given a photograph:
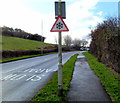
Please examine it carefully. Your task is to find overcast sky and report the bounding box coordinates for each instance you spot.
[0,0,119,44]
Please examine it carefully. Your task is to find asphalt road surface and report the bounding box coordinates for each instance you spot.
[1,51,80,102]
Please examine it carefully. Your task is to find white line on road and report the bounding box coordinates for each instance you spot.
[26,75,41,81]
[2,56,57,74]
[10,74,26,80]
[2,65,26,74]
[1,74,17,81]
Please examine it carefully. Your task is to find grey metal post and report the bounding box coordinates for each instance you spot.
[58,0,63,96]
[0,27,2,103]
[118,1,120,26]
[41,18,44,54]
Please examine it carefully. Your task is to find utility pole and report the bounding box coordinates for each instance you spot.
[58,0,63,96]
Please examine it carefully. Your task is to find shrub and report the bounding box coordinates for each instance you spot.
[89,17,120,73]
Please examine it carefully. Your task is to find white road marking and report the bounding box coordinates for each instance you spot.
[2,66,25,74]
[26,75,35,81]
[10,74,26,80]
[2,67,55,81]
[1,74,27,81]
[2,55,57,74]
[42,74,45,77]
[2,74,17,80]
[26,75,41,81]
[39,68,46,73]
[24,69,32,72]
[24,68,46,73]
[15,75,26,80]
[28,69,37,73]
[45,69,52,73]
[31,75,41,81]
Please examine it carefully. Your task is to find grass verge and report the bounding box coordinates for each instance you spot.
[1,52,57,63]
[1,51,71,63]
[83,52,120,103]
[31,54,78,102]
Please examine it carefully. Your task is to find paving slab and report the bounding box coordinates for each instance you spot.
[67,54,112,102]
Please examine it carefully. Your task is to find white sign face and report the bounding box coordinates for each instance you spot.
[50,16,69,32]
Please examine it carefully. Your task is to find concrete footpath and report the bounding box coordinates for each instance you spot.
[67,54,112,102]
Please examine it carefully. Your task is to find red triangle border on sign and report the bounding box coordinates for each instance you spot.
[50,16,69,32]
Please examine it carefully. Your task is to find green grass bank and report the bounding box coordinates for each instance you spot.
[83,52,120,103]
[1,35,56,51]
[31,54,78,102]
[1,35,58,62]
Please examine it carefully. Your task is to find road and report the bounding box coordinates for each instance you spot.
[1,51,80,102]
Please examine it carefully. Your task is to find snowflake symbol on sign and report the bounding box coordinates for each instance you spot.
[56,22,63,29]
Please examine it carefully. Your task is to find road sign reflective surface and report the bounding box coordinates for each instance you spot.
[50,16,69,32]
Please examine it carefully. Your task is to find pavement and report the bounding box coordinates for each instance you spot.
[67,54,112,102]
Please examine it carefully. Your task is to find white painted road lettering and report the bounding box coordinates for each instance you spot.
[23,68,47,73]
[45,69,52,73]
[24,69,31,72]
[42,74,45,77]
[26,75,41,81]
[2,74,26,81]
[24,68,36,73]
[39,68,46,73]
[26,75,35,81]
[10,74,26,80]
[31,75,41,81]
[28,69,36,73]
[2,68,53,81]
[2,74,17,80]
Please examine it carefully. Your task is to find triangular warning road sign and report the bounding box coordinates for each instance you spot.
[50,16,69,32]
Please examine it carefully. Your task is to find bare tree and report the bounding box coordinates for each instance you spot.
[81,39,88,47]
[54,36,57,44]
[72,38,82,49]
[63,35,72,48]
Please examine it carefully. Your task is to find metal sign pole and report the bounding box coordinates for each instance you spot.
[58,0,63,96]
[51,0,68,95]
[41,18,43,54]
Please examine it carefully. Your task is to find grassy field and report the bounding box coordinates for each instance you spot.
[1,35,56,51]
[83,52,120,103]
[31,54,78,102]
